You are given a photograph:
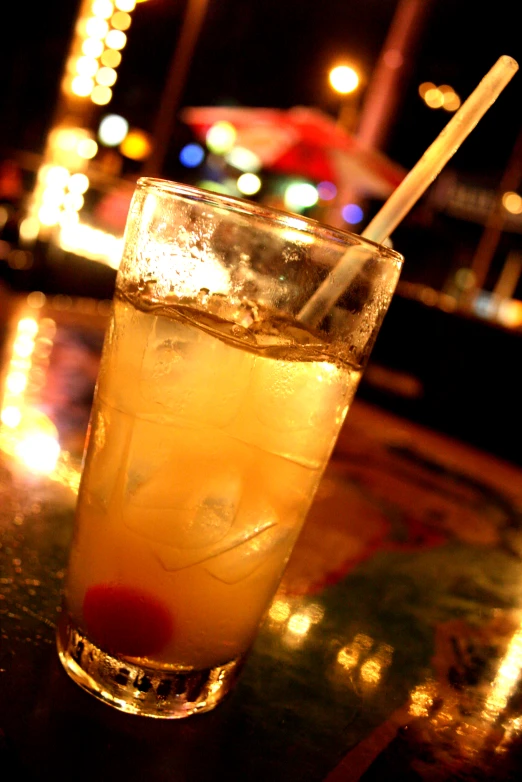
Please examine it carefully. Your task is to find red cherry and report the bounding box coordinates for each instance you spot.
[83,583,174,658]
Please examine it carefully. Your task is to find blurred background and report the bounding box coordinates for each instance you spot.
[1,0,522,465]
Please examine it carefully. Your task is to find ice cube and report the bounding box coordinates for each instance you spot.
[189,480,241,547]
[227,357,355,467]
[124,473,241,549]
[123,417,184,499]
[155,518,278,573]
[99,299,150,414]
[252,359,343,432]
[205,523,293,584]
[81,402,133,509]
[123,425,244,551]
[139,311,254,427]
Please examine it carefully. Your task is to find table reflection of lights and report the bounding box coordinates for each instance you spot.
[334,634,393,689]
[359,645,393,688]
[268,598,292,623]
[409,678,438,718]
[337,633,373,671]
[396,620,522,767]
[1,308,59,472]
[267,597,325,649]
[483,625,522,723]
[2,286,522,780]
[0,292,98,491]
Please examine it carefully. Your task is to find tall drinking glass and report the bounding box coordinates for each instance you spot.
[57,178,403,718]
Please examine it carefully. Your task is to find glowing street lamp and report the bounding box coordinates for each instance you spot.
[329,64,361,133]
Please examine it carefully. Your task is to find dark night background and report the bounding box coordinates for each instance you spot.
[1,0,521,177]
[1,0,522,463]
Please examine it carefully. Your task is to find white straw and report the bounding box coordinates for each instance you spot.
[298,55,519,327]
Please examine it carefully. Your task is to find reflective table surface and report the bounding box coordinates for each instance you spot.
[1,287,522,781]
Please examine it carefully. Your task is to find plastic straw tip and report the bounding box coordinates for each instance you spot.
[499,55,519,73]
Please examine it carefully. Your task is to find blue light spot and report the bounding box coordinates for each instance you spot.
[341,203,364,224]
[179,143,205,168]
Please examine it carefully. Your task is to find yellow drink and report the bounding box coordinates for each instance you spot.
[56,177,402,718]
[61,293,359,680]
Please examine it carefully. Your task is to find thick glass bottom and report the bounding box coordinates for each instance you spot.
[56,614,243,719]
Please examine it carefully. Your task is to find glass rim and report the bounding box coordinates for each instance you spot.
[136,177,404,266]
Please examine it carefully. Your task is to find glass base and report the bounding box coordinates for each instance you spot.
[56,614,243,719]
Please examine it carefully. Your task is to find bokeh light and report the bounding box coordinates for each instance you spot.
[120,129,152,160]
[105,29,127,50]
[329,65,359,94]
[63,192,85,211]
[27,292,46,309]
[206,122,237,154]
[179,143,205,167]
[424,87,444,109]
[19,217,40,243]
[57,0,136,113]
[15,433,61,474]
[82,38,104,57]
[1,406,23,428]
[75,56,99,77]
[341,203,364,224]
[284,182,319,210]
[77,138,98,159]
[45,166,70,188]
[498,298,522,328]
[91,86,113,105]
[58,210,80,228]
[92,0,114,18]
[42,186,65,206]
[418,81,436,98]
[454,267,477,291]
[101,48,122,67]
[53,128,78,151]
[317,181,337,200]
[442,92,461,111]
[111,11,132,30]
[420,82,460,111]
[6,372,28,395]
[98,114,129,145]
[225,146,261,172]
[96,67,118,86]
[439,84,461,112]
[85,17,109,39]
[38,205,61,226]
[502,191,522,214]
[237,173,262,195]
[473,291,498,320]
[13,334,35,359]
[18,317,39,337]
[68,173,90,193]
[71,75,95,97]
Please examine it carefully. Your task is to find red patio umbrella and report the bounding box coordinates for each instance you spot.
[180,105,406,199]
